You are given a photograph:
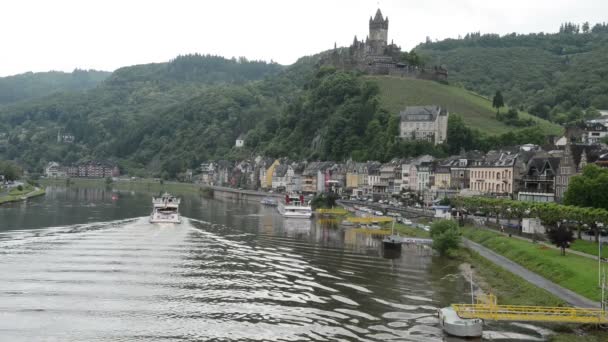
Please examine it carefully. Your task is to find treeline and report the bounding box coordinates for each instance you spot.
[0,54,291,174]
[417,21,608,125]
[0,69,110,105]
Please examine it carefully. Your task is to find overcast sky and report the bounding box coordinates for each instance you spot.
[1,0,606,76]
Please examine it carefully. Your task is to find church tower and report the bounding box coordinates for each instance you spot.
[368,8,388,55]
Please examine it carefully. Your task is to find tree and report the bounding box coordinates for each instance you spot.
[492,91,504,114]
[564,164,608,210]
[0,160,22,181]
[430,220,461,256]
[547,224,574,256]
[582,22,590,33]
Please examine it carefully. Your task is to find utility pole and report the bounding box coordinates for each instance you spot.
[600,241,604,288]
[470,267,475,305]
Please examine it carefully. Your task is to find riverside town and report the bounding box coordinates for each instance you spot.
[2,2,608,341]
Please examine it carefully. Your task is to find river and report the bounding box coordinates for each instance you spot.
[0,186,552,341]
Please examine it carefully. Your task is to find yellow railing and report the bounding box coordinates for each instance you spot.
[452,304,608,324]
[345,216,393,223]
[315,208,348,215]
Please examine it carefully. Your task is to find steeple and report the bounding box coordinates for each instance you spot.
[374,8,383,22]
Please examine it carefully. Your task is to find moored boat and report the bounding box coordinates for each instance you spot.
[260,197,277,206]
[382,221,402,250]
[277,194,312,219]
[438,307,483,337]
[150,193,181,224]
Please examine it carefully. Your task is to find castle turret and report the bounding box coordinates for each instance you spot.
[368,8,388,55]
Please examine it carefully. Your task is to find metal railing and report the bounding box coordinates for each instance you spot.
[452,303,608,324]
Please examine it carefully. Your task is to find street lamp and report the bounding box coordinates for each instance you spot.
[600,241,607,288]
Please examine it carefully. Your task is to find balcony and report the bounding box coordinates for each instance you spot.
[522,175,554,182]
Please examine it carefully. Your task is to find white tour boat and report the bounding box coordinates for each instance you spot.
[277,194,312,219]
[149,193,181,224]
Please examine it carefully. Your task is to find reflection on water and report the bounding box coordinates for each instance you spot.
[0,186,553,341]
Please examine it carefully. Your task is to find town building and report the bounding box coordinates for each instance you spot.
[57,130,75,143]
[555,144,605,201]
[259,159,279,190]
[582,121,608,144]
[44,161,66,178]
[198,162,216,185]
[517,156,560,202]
[469,152,518,196]
[399,106,449,145]
[416,162,433,192]
[66,161,119,178]
[272,164,294,192]
[450,158,471,190]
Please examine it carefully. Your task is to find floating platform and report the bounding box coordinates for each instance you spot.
[345,216,393,223]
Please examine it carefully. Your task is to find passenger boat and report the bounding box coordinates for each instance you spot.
[277,194,312,219]
[149,193,181,224]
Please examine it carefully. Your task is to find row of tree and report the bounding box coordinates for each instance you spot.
[452,195,608,250]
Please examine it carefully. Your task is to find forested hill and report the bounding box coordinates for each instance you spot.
[415,22,608,124]
[0,54,298,175]
[0,69,110,106]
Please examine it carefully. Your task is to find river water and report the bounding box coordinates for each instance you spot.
[0,186,552,341]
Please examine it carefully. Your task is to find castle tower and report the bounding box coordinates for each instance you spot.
[368,8,388,55]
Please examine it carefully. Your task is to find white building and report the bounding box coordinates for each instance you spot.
[45,162,66,178]
[235,135,244,148]
[399,105,449,145]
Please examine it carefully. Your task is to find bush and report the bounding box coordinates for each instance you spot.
[16,185,23,191]
[430,219,461,256]
[310,193,338,209]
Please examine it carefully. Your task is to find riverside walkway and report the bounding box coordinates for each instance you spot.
[464,239,600,308]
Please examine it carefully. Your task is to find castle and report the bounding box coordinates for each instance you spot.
[321,9,447,81]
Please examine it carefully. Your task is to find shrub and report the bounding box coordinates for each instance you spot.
[430,219,461,256]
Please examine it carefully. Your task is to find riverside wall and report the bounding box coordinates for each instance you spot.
[210,186,281,203]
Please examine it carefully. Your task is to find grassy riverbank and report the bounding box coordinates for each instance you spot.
[457,233,608,341]
[570,239,608,259]
[457,248,566,307]
[0,184,46,205]
[461,226,601,302]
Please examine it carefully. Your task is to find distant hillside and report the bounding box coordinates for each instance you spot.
[0,54,289,172]
[370,76,562,136]
[0,69,110,106]
[415,26,608,124]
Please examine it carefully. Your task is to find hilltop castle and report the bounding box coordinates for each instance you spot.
[321,9,447,81]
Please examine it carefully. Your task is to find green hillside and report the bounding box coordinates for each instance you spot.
[415,26,608,124]
[0,69,110,106]
[370,76,563,135]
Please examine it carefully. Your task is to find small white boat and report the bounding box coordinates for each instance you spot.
[438,307,483,337]
[260,197,277,206]
[150,193,181,224]
[277,194,312,219]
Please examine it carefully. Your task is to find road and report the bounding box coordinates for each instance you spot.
[463,238,600,308]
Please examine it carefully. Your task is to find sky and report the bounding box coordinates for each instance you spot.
[1,0,607,76]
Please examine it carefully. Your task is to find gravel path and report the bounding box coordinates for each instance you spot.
[464,238,601,308]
